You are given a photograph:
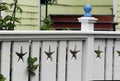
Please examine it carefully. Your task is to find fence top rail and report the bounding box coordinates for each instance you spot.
[0,31,120,40]
[1,30,120,34]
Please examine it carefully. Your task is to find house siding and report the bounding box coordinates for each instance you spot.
[5,0,39,30]
[4,0,113,30]
[41,0,113,19]
[117,0,120,28]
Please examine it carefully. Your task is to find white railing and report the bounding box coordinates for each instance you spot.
[1,31,120,81]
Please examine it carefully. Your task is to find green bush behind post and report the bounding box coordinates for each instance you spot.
[40,18,71,30]
[40,18,55,30]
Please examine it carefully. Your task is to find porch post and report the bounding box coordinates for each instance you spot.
[38,0,41,30]
[77,4,97,81]
[113,0,118,22]
[78,4,97,31]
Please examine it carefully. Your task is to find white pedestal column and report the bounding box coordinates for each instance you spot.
[78,16,98,81]
[78,17,98,31]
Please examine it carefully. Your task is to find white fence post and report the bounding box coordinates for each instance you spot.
[78,4,97,31]
[78,17,97,31]
[82,36,94,81]
[78,4,97,81]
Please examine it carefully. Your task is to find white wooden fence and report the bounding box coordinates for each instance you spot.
[0,31,120,81]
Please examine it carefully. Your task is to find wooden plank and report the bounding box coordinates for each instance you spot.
[113,40,120,80]
[31,41,40,81]
[1,42,11,81]
[105,39,113,80]
[67,41,82,81]
[12,42,29,81]
[40,41,57,81]
[93,39,105,80]
[57,41,66,81]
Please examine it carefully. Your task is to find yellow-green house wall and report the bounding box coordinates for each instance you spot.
[5,0,39,30]
[5,0,113,30]
[117,0,120,28]
[41,0,113,19]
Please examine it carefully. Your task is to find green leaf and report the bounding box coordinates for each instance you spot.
[29,70,36,76]
[33,64,39,70]
[27,56,39,76]
[6,22,15,30]
[0,4,9,11]
[13,17,21,23]
[4,15,12,21]
[9,3,14,9]
[43,18,52,25]
[28,57,37,64]
[40,18,55,30]
[0,74,6,81]
[32,57,37,63]
[17,6,23,14]
[13,0,17,2]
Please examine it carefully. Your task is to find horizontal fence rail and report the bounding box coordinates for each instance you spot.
[1,31,120,81]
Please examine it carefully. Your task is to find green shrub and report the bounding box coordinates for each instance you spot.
[0,74,6,81]
[40,18,55,30]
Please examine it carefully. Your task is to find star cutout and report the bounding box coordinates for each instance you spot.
[70,45,80,60]
[117,50,120,56]
[16,46,27,62]
[44,46,55,61]
[95,46,103,58]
